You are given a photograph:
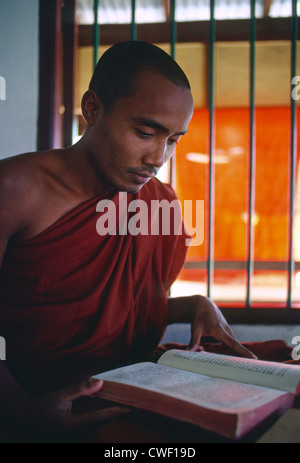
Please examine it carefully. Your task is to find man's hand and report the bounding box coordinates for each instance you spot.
[22,379,131,438]
[188,296,257,358]
[168,295,257,359]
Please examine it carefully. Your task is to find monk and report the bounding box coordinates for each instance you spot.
[0,41,255,441]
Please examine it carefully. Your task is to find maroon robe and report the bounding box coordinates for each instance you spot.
[0,179,189,395]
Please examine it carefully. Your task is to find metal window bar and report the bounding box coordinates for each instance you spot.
[93,0,100,68]
[170,0,177,60]
[90,0,299,320]
[207,0,216,299]
[131,0,137,41]
[288,0,299,309]
[169,0,177,186]
[246,0,257,309]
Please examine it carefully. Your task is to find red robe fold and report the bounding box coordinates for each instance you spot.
[0,179,189,395]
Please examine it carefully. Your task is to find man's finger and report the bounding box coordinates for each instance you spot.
[63,379,104,402]
[188,325,203,351]
[217,325,257,359]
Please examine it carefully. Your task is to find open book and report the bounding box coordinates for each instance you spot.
[94,349,300,440]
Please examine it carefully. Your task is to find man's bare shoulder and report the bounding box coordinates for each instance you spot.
[1,150,39,180]
[0,150,67,239]
[0,151,52,206]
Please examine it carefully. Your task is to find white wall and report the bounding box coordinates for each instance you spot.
[0,0,39,159]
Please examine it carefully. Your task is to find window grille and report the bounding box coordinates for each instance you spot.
[85,0,299,323]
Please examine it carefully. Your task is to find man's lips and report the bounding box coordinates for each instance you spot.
[128,170,157,184]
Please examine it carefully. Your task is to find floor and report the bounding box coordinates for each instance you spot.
[162,323,300,347]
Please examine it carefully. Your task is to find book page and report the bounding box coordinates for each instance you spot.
[158,350,300,394]
[97,362,287,413]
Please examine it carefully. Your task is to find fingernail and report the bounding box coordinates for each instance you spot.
[88,377,103,386]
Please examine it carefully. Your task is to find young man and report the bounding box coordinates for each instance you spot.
[0,41,254,440]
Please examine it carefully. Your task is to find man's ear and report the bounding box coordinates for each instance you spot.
[81,90,103,125]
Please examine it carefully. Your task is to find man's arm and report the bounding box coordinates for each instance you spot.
[0,161,130,439]
[0,359,130,440]
[167,295,256,359]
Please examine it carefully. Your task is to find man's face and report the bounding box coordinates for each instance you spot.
[87,70,194,194]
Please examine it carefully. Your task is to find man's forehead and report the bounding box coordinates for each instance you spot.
[112,70,194,132]
[131,116,189,136]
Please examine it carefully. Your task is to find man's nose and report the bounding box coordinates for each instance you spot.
[142,142,167,168]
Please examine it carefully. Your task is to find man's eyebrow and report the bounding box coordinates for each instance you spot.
[132,117,188,136]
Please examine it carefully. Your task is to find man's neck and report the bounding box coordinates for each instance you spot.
[60,141,112,199]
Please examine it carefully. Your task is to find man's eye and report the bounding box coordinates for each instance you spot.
[136,129,153,139]
[168,138,179,146]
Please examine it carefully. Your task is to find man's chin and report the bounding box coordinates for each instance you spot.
[117,183,147,195]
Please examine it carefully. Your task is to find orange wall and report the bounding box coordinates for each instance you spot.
[175,107,300,264]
